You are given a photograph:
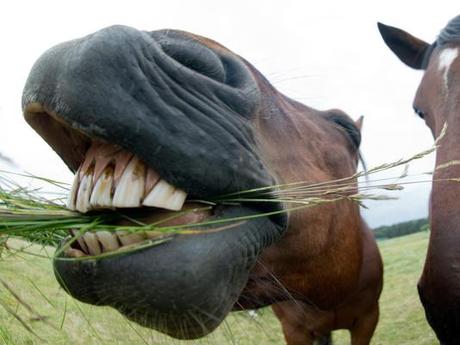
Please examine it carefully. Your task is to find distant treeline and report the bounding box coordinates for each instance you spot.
[373,218,429,239]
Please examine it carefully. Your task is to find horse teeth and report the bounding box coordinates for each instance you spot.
[68,229,168,257]
[71,229,88,253]
[67,168,80,211]
[83,232,102,255]
[90,167,114,208]
[67,142,188,213]
[65,248,87,258]
[95,231,120,252]
[142,179,174,208]
[167,189,187,211]
[142,179,186,210]
[112,157,145,208]
[145,168,160,195]
[116,231,146,246]
[76,173,93,213]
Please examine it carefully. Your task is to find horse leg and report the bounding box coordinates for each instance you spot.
[277,321,316,345]
[272,301,332,345]
[349,303,379,345]
[272,303,315,345]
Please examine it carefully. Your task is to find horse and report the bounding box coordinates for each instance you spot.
[378,16,460,345]
[22,25,383,344]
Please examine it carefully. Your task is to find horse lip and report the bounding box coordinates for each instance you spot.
[53,205,285,339]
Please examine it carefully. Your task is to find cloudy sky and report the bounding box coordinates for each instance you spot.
[0,1,458,227]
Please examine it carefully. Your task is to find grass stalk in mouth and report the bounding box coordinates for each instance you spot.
[0,123,456,258]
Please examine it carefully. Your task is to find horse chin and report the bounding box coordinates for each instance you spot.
[53,204,284,339]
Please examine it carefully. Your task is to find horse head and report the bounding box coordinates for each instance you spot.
[23,25,379,342]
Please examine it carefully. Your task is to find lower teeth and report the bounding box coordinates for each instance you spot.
[66,230,163,257]
[65,248,87,258]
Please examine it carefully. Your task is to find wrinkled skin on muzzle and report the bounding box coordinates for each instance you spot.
[22,25,286,339]
[23,26,272,197]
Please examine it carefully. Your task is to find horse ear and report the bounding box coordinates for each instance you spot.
[355,116,364,132]
[377,22,430,70]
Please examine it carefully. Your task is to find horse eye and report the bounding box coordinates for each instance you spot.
[413,106,425,119]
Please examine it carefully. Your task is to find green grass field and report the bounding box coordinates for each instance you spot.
[0,231,438,345]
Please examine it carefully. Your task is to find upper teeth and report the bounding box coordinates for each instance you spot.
[67,142,187,213]
[89,166,114,208]
[112,157,145,208]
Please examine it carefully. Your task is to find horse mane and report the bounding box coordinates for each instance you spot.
[438,15,460,46]
[419,15,460,69]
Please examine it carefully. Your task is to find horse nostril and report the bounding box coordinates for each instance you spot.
[159,39,226,83]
